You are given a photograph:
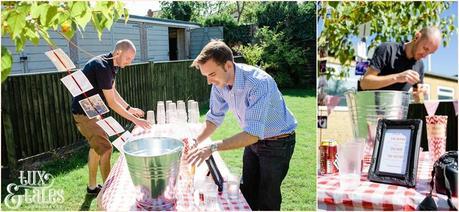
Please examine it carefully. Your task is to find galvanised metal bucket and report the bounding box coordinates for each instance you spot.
[345,90,410,169]
[123,137,183,210]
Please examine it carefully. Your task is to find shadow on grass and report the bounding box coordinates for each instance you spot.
[79,194,96,211]
[40,145,90,177]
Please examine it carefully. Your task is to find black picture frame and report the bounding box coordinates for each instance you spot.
[205,155,224,192]
[368,119,423,187]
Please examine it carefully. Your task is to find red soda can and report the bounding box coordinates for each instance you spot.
[319,140,338,175]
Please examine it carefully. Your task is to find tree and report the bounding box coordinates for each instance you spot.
[235,2,245,23]
[159,1,230,23]
[1,1,128,83]
[198,2,261,47]
[318,1,456,78]
[160,1,196,22]
[237,2,316,88]
[201,13,244,47]
[228,2,260,24]
[257,2,316,47]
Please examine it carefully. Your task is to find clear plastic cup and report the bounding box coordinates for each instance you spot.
[166,102,177,124]
[226,174,240,200]
[146,110,155,124]
[190,101,200,123]
[156,101,165,125]
[337,141,363,189]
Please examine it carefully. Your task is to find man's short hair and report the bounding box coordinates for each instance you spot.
[419,26,442,41]
[191,39,233,69]
[113,39,136,53]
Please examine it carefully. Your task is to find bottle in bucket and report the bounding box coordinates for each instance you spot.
[319,139,338,175]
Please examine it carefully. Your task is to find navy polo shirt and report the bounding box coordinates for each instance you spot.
[71,53,118,115]
[368,42,424,91]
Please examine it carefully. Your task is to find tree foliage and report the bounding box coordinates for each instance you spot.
[237,2,316,88]
[158,2,316,88]
[159,1,231,23]
[201,13,255,47]
[220,2,261,24]
[1,1,127,83]
[318,1,456,77]
[159,1,198,22]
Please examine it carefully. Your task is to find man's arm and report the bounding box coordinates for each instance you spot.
[194,86,229,144]
[102,88,151,129]
[113,82,145,118]
[195,120,218,143]
[360,67,420,90]
[186,131,258,166]
[187,80,271,166]
[112,82,129,109]
[217,131,258,151]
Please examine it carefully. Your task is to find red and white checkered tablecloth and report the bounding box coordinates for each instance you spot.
[96,124,251,211]
[317,152,457,211]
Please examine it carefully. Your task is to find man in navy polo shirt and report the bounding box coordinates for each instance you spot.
[360,26,442,101]
[72,39,151,195]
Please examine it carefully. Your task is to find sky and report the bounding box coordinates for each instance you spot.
[431,2,458,77]
[124,0,160,16]
[125,1,458,77]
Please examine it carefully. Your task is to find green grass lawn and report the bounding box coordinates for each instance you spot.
[1,88,316,211]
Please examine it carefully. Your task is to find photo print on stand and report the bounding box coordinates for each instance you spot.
[78,94,110,119]
[96,116,125,137]
[60,70,93,97]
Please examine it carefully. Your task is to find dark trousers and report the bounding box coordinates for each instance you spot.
[240,133,296,211]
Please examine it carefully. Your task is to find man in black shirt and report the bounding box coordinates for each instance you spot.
[360,26,442,100]
[72,39,151,195]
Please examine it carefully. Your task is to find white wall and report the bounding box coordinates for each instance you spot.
[146,25,169,61]
[2,31,70,74]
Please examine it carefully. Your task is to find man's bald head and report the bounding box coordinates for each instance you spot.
[113,39,136,53]
[112,39,136,68]
[419,26,442,43]
[411,26,442,60]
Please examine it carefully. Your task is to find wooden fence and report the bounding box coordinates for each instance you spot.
[1,57,244,169]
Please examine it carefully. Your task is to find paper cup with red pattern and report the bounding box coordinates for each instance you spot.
[425,115,448,163]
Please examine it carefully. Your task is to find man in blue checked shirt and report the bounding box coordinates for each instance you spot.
[186,40,297,210]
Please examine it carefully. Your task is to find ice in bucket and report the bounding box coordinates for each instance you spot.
[337,141,363,189]
[123,137,183,210]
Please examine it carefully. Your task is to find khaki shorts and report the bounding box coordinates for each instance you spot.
[73,114,112,155]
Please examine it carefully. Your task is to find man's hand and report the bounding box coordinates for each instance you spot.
[186,144,212,166]
[395,70,420,85]
[133,118,152,129]
[412,83,427,103]
[129,107,145,118]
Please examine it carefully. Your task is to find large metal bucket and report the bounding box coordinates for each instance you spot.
[123,137,183,210]
[345,91,410,169]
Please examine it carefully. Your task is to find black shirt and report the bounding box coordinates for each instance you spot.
[368,42,424,91]
[72,53,118,114]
